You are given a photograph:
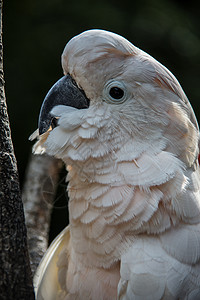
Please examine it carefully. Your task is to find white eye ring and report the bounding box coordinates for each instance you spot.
[102,80,128,104]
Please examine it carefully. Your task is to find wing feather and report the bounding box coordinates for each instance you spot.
[34,226,70,300]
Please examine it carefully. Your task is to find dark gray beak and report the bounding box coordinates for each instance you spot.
[38,74,90,135]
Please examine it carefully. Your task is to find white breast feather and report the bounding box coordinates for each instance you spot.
[34,96,200,299]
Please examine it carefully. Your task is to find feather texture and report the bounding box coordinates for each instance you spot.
[34,29,200,299]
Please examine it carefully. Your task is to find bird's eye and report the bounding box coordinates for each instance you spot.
[109,87,124,100]
[103,80,128,104]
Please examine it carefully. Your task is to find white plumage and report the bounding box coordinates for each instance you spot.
[33,29,200,299]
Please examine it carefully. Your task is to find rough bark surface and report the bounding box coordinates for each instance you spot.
[22,154,63,274]
[0,1,35,299]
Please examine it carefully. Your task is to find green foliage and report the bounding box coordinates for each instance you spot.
[3,0,200,182]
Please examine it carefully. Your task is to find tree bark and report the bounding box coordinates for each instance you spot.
[22,154,63,275]
[0,2,35,299]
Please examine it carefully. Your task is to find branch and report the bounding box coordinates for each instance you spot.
[22,153,63,274]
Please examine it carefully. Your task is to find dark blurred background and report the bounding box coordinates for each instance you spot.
[3,0,200,239]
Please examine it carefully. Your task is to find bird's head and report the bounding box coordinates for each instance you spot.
[34,29,199,167]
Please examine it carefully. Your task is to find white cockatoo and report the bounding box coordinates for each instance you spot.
[33,29,200,300]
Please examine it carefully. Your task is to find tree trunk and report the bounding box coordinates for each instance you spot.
[0,2,35,299]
